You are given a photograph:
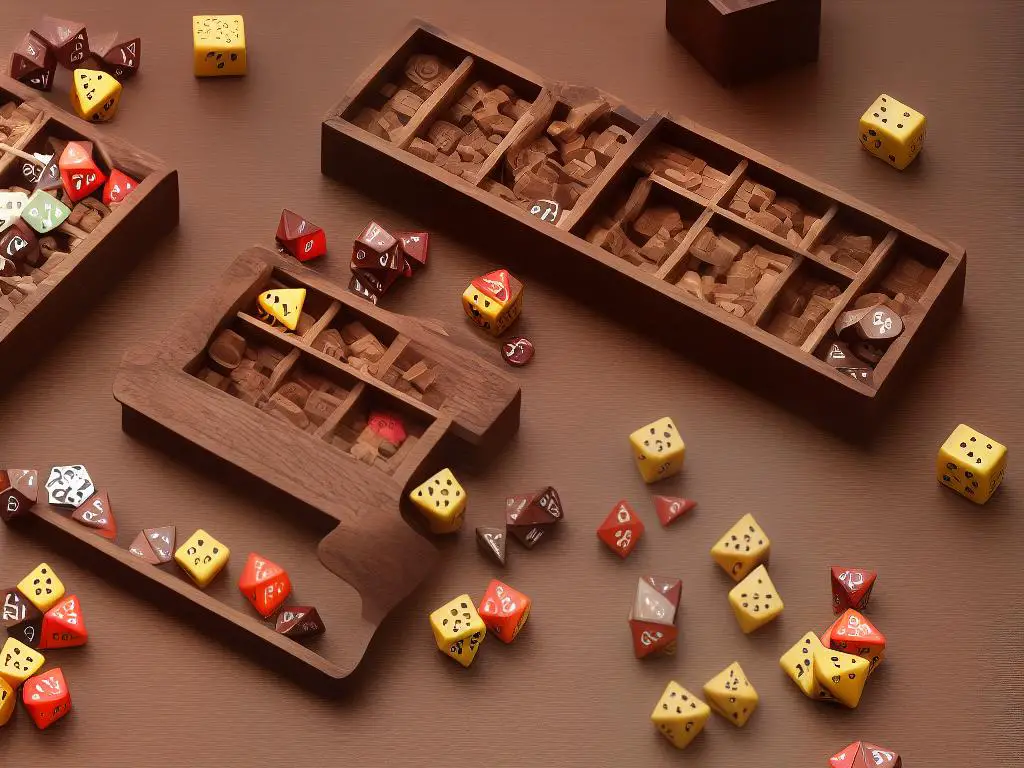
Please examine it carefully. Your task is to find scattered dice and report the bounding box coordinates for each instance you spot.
[21,667,71,729]
[710,513,770,581]
[461,268,524,336]
[396,232,429,271]
[17,563,65,612]
[822,609,886,673]
[650,681,709,750]
[596,500,644,558]
[128,525,176,564]
[39,595,87,649]
[174,529,230,588]
[0,637,45,687]
[937,423,1007,504]
[703,661,758,726]
[44,465,95,509]
[628,416,685,483]
[475,526,507,566]
[506,486,563,548]
[349,221,408,302]
[276,606,326,639]
[429,594,486,668]
[238,553,292,618]
[276,209,326,262]
[859,93,926,170]
[830,740,902,767]
[71,490,117,539]
[653,496,695,527]
[1,468,38,522]
[409,468,467,534]
[70,68,122,123]
[727,564,784,633]
[257,287,306,331]
[628,576,681,659]
[831,566,877,613]
[478,579,531,643]
[192,15,246,77]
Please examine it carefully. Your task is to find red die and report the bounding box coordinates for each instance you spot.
[830,566,877,613]
[830,740,901,768]
[653,496,696,527]
[825,609,887,672]
[352,221,403,274]
[22,668,71,729]
[59,141,107,203]
[395,231,429,274]
[40,595,88,649]
[71,490,117,540]
[102,168,139,205]
[628,576,681,659]
[238,553,292,618]
[478,579,531,643]
[596,500,644,558]
[276,209,326,262]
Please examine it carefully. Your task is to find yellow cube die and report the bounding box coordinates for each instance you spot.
[711,513,770,581]
[779,631,834,700]
[0,678,14,727]
[813,643,870,708]
[859,93,926,170]
[429,594,486,667]
[17,563,65,612]
[174,529,230,588]
[70,68,122,122]
[409,468,467,534]
[461,269,524,337]
[193,15,246,77]
[938,424,1007,504]
[728,564,783,633]
[650,681,710,750]
[703,661,758,727]
[629,416,685,483]
[0,638,44,688]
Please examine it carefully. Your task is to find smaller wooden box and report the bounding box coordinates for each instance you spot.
[666,0,821,86]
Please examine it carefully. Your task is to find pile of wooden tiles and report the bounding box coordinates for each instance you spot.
[350,54,454,143]
[727,179,823,245]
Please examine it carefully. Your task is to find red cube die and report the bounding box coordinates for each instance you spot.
[238,553,292,618]
[596,500,644,558]
[478,579,531,643]
[22,667,71,729]
[58,141,106,203]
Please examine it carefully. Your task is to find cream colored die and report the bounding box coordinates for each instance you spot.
[728,564,783,633]
[629,416,685,483]
[429,594,486,667]
[409,468,467,533]
[937,424,1007,504]
[859,93,926,170]
[193,15,246,77]
[710,513,770,581]
[650,681,710,749]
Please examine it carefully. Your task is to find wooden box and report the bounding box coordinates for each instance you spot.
[321,21,965,430]
[0,75,179,388]
[665,0,822,86]
[105,246,520,687]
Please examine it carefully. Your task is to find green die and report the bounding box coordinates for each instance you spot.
[21,190,70,234]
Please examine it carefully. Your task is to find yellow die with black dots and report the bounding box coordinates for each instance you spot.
[193,15,247,77]
[174,529,230,588]
[937,424,1007,504]
[461,269,524,337]
[859,93,926,170]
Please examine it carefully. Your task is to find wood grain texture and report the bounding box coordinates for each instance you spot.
[0,1,1021,766]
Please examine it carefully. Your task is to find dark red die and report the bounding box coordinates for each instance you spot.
[10,32,57,92]
[1,469,38,522]
[830,566,877,613]
[653,496,696,527]
[395,231,429,273]
[32,17,89,70]
[59,141,106,203]
[90,32,141,79]
[352,221,403,275]
[596,500,644,558]
[71,490,117,540]
[276,209,327,262]
[1,220,40,267]
[2,586,43,647]
[102,168,139,205]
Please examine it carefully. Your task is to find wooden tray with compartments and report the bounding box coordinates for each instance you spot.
[321,20,966,427]
[106,245,520,688]
[0,75,178,388]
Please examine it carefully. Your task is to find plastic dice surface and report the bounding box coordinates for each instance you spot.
[276,209,326,262]
[193,15,247,77]
[779,631,834,701]
[70,68,122,123]
[238,553,292,617]
[937,423,1007,504]
[17,563,66,612]
[823,609,886,673]
[59,141,107,202]
[40,595,88,649]
[257,287,306,331]
[21,190,70,234]
[831,566,876,614]
[629,416,685,483]
[103,169,139,205]
[596,500,644,558]
[704,661,758,727]
[174,529,230,588]
[0,637,45,687]
[728,564,784,633]
[478,579,531,643]
[711,513,770,581]
[461,269,524,336]
[0,678,14,726]
[650,681,709,750]
[813,644,869,708]
[629,576,681,659]
[22,668,71,729]
[429,594,486,667]
[409,468,467,533]
[859,93,926,170]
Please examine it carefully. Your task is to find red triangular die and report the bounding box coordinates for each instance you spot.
[653,496,696,526]
[829,742,861,768]
[40,594,87,649]
[831,566,877,612]
[472,269,510,303]
[71,491,117,539]
[103,168,138,205]
[276,209,310,241]
[596,500,644,558]
[238,553,292,618]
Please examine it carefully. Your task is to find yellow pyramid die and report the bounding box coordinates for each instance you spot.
[409,468,467,534]
[258,287,306,331]
[813,643,870,708]
[70,68,122,122]
[0,638,44,688]
[429,594,486,667]
[779,631,834,701]
[711,513,770,581]
[728,564,783,633]
[703,661,758,727]
[650,681,710,750]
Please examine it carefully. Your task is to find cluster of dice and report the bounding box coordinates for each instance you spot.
[9,17,140,123]
[428,579,531,667]
[459,266,536,367]
[830,740,902,768]
[348,220,429,304]
[1,560,84,730]
[1,139,139,279]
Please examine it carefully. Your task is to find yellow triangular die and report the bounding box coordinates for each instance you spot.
[703,661,758,727]
[780,631,833,699]
[711,513,770,581]
[650,681,710,750]
[813,643,870,708]
[258,288,306,331]
[71,68,122,123]
[728,564,783,633]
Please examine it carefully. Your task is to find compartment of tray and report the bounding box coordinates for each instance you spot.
[757,260,849,348]
[723,161,832,246]
[806,204,891,274]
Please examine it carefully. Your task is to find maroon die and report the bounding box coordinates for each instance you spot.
[830,566,877,614]
[506,487,564,548]
[352,221,404,275]
[1,469,38,522]
[395,232,429,272]
[9,32,57,91]
[89,32,141,79]
[33,17,89,70]
[501,337,535,367]
[2,586,43,647]
[1,221,40,268]
[276,606,326,639]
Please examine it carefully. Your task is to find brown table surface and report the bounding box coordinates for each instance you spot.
[2,1,1022,765]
